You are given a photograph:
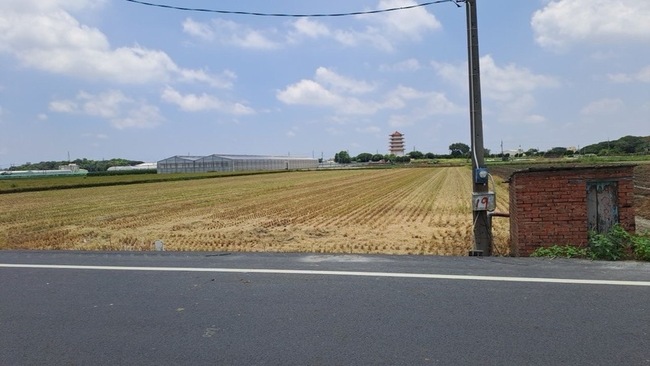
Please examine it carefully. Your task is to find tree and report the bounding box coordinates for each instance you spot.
[582,135,650,155]
[408,150,424,159]
[525,148,539,156]
[424,152,435,159]
[356,153,373,163]
[10,158,144,172]
[335,151,351,164]
[449,142,470,156]
[545,147,567,158]
[371,154,384,162]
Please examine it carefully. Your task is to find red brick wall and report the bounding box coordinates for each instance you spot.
[508,166,635,256]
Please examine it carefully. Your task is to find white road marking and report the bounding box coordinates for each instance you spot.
[1,263,649,286]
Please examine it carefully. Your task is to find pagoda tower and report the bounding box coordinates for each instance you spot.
[389,131,405,156]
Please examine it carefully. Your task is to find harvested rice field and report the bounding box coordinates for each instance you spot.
[0,167,511,255]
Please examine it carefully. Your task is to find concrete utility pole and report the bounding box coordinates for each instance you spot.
[464,0,491,256]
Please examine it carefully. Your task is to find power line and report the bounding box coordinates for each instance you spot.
[124,0,461,17]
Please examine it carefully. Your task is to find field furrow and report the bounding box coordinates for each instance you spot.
[0,167,511,255]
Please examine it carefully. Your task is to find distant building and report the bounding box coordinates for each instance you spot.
[107,162,157,171]
[157,154,318,174]
[503,148,524,156]
[0,164,88,179]
[389,131,405,156]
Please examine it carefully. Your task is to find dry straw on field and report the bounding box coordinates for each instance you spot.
[0,167,510,255]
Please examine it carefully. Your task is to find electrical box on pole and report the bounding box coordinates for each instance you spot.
[464,0,492,256]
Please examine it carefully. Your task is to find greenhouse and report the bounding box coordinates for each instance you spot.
[157,154,319,174]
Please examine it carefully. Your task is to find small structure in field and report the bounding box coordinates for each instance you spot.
[507,165,635,256]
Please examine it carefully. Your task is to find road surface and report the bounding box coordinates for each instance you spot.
[1,251,649,365]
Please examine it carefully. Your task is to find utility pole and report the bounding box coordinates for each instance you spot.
[464,0,491,256]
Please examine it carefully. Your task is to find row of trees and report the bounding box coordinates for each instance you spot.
[9,158,143,172]
[581,135,650,155]
[502,136,649,158]
[10,136,648,170]
[333,143,475,164]
[334,136,650,164]
[334,151,414,164]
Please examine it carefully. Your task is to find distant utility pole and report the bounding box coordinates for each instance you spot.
[464,0,491,256]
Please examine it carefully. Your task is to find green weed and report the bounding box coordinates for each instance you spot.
[532,224,650,261]
[531,245,588,259]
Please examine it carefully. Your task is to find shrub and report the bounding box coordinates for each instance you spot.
[588,225,630,261]
[532,225,650,261]
[632,235,650,261]
[588,224,650,261]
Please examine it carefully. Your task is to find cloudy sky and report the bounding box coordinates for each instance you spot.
[0,0,648,167]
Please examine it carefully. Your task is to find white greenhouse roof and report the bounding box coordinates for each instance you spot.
[159,154,316,162]
[205,154,315,161]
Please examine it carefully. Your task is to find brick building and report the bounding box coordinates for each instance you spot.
[508,165,635,256]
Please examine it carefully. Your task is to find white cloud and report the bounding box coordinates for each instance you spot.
[433,55,559,123]
[499,95,547,124]
[332,28,394,51]
[290,18,331,39]
[384,86,459,114]
[365,0,441,38]
[49,90,163,129]
[189,0,441,52]
[161,87,255,115]
[385,86,461,127]
[580,98,625,115]
[278,68,459,121]
[277,68,382,115]
[380,59,421,72]
[277,79,349,107]
[323,0,442,52]
[183,18,281,50]
[49,100,78,114]
[355,125,381,134]
[182,18,215,41]
[433,56,559,101]
[480,56,560,101]
[177,69,236,89]
[78,90,130,118]
[0,1,230,87]
[82,133,109,140]
[314,67,376,94]
[608,65,650,83]
[532,0,650,50]
[111,104,163,129]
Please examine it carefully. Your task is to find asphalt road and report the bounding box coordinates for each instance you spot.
[1,251,649,365]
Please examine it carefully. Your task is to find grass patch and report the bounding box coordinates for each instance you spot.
[0,170,289,194]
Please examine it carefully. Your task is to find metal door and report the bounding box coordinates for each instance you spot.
[587,181,619,234]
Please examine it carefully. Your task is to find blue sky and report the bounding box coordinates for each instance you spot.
[1,0,648,167]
